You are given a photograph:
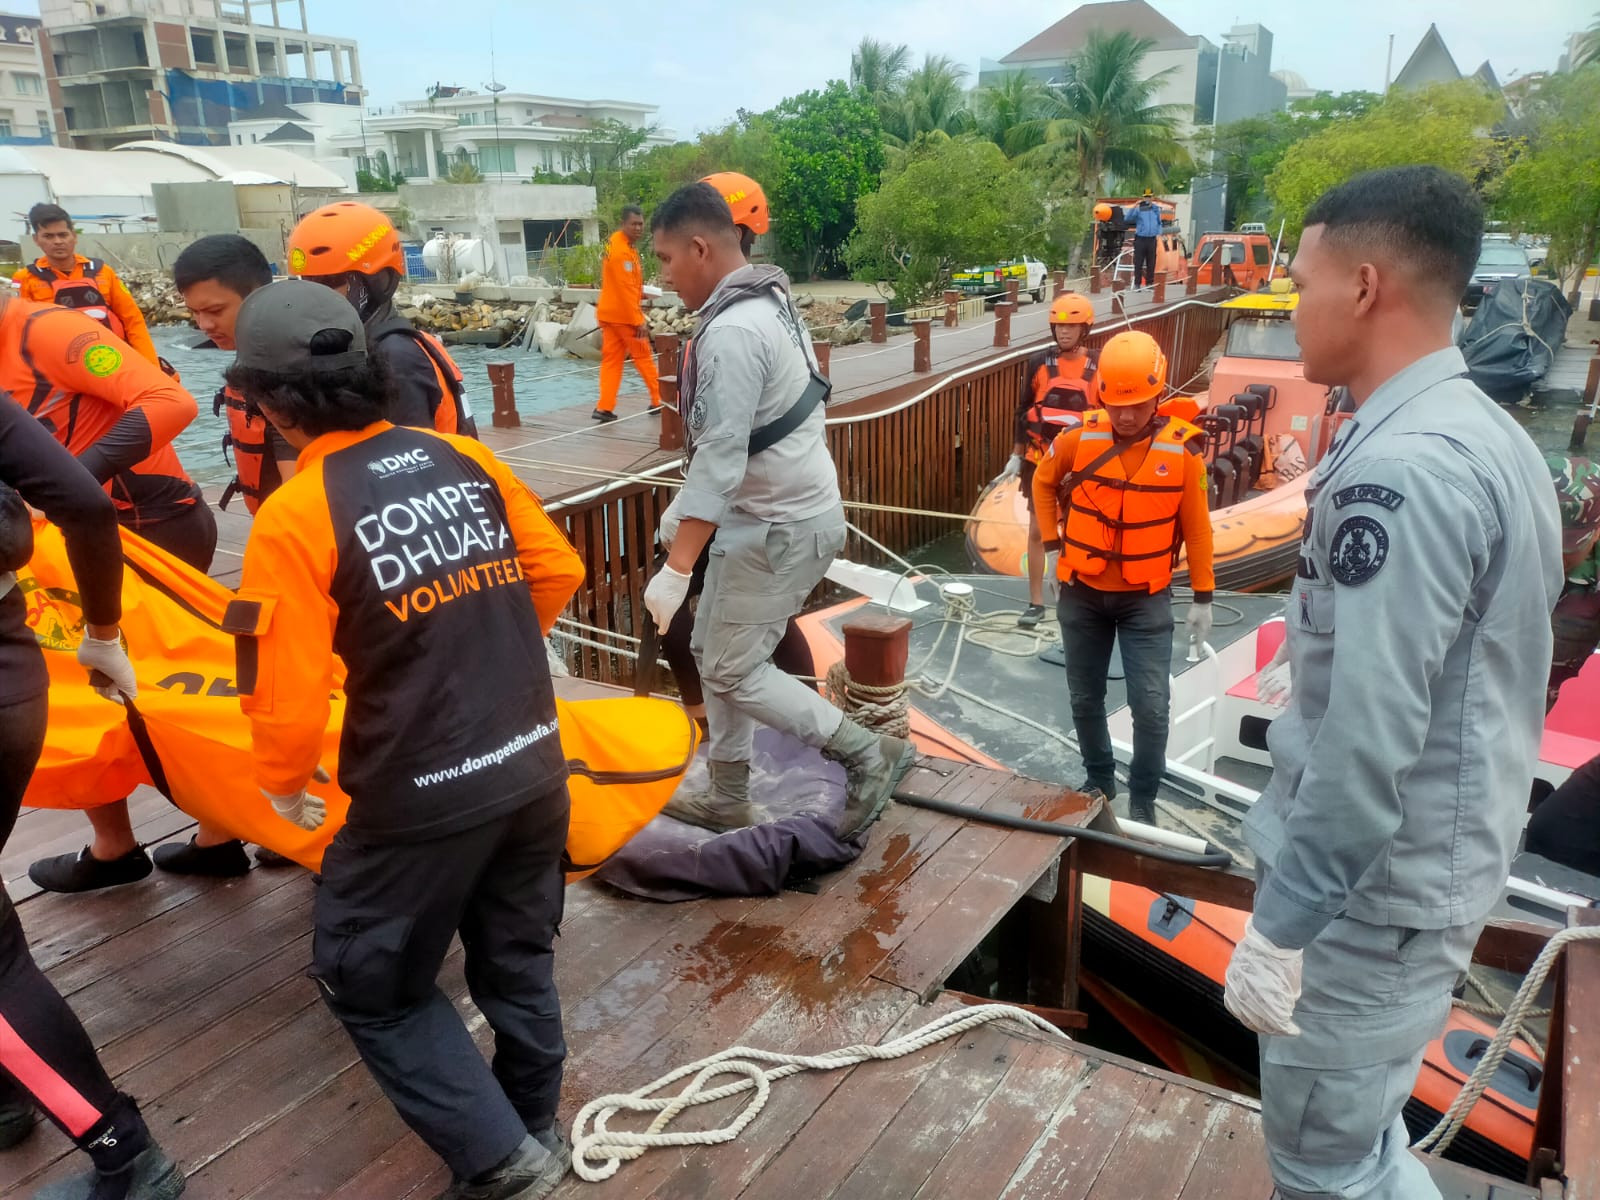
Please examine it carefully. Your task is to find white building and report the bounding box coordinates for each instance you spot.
[226,98,358,186]
[390,180,599,283]
[0,12,53,145]
[339,89,671,184]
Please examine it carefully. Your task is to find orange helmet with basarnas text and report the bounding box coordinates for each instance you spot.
[700,172,769,236]
[288,200,404,279]
[1049,292,1094,327]
[1097,330,1168,406]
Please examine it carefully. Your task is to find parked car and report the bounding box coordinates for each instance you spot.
[1464,242,1531,311]
[949,257,1048,303]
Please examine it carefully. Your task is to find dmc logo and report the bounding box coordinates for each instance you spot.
[367,448,433,477]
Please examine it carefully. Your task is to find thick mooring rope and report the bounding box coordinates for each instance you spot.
[823,660,911,738]
[1418,924,1600,1155]
[569,1004,1067,1182]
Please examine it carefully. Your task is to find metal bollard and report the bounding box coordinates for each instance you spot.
[812,338,832,377]
[912,319,931,372]
[1053,270,1067,298]
[993,301,1016,348]
[1090,265,1103,295]
[1006,278,1020,305]
[943,289,961,328]
[652,333,680,384]
[869,300,888,344]
[1185,269,1198,296]
[486,361,520,428]
[1154,270,1167,305]
[657,373,683,451]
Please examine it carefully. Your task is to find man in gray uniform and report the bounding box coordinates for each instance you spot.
[1223,165,1562,1199]
[642,182,914,838]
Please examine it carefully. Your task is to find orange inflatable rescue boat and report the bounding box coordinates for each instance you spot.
[17,518,696,880]
[967,291,1351,593]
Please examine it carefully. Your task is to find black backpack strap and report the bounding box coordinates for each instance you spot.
[26,263,56,282]
[84,258,105,275]
[1060,437,1132,501]
[749,372,830,456]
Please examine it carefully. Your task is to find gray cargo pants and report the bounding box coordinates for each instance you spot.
[1256,878,1481,1199]
[691,506,848,763]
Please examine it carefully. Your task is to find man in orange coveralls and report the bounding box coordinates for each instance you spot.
[0,294,246,892]
[1032,328,1215,826]
[592,204,661,423]
[12,203,161,367]
[226,279,584,1200]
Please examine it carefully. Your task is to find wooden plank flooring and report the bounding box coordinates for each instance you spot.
[3,758,1539,1200]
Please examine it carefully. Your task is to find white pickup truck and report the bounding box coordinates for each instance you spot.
[949,256,1049,303]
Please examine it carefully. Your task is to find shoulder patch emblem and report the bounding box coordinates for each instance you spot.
[66,331,99,365]
[1329,515,1388,586]
[688,400,708,433]
[1334,483,1405,511]
[83,344,122,378]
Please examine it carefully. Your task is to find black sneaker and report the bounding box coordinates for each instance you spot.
[28,846,153,895]
[529,1125,572,1174]
[152,837,251,878]
[253,846,297,869]
[1078,780,1117,803]
[30,1144,184,1199]
[434,1134,568,1200]
[590,408,618,424]
[647,405,663,416]
[1017,603,1046,629]
[0,1101,37,1150]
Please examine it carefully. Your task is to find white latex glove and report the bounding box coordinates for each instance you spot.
[264,765,331,831]
[644,564,692,630]
[1257,641,1292,708]
[1001,453,1023,480]
[658,497,682,551]
[1185,600,1213,646]
[1223,917,1303,1036]
[77,633,137,701]
[1043,549,1060,602]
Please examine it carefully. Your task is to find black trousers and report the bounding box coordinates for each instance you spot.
[661,543,815,709]
[311,790,570,1179]
[1526,752,1600,876]
[0,695,131,1140]
[136,499,217,574]
[1132,236,1158,288]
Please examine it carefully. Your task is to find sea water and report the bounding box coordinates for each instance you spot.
[154,326,605,488]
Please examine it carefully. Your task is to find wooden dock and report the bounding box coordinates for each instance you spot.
[1,738,1555,1200]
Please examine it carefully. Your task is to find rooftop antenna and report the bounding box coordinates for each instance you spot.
[485,10,506,184]
[1383,33,1395,93]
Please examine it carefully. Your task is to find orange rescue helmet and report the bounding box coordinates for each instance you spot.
[1049,292,1094,326]
[1097,330,1168,406]
[288,201,404,279]
[701,171,769,236]
[1093,202,1113,222]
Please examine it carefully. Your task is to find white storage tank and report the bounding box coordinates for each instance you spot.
[421,235,493,282]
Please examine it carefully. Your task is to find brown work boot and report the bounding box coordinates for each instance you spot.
[662,760,758,833]
[823,718,917,841]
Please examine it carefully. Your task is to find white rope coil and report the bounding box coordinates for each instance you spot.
[1419,923,1600,1155]
[569,1003,1067,1182]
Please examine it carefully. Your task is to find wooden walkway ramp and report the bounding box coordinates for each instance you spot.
[2,746,1532,1199]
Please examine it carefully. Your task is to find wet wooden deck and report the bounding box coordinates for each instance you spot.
[3,747,1536,1199]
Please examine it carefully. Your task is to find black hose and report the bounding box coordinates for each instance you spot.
[891,788,1236,868]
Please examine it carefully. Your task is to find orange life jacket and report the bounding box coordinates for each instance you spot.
[372,320,474,437]
[1058,410,1204,590]
[1023,348,1097,462]
[214,386,281,515]
[25,259,127,341]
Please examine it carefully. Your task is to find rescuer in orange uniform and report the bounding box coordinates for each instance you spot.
[1032,329,1214,825]
[173,234,293,515]
[1006,292,1099,628]
[288,201,476,438]
[0,294,245,892]
[227,280,583,1200]
[13,203,161,367]
[593,204,662,423]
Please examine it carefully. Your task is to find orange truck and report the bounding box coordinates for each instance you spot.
[1190,231,1282,290]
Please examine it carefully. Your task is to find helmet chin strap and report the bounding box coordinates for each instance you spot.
[347,269,400,321]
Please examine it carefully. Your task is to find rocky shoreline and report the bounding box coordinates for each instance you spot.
[122,270,863,352]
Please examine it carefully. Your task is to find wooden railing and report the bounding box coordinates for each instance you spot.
[547,296,1233,686]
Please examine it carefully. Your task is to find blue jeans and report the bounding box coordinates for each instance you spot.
[1057,581,1174,813]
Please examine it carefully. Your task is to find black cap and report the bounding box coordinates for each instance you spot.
[234,279,366,373]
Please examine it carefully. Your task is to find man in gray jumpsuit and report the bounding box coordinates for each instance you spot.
[1223,165,1562,1199]
[642,182,915,838]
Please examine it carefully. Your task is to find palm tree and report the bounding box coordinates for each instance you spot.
[975,70,1050,157]
[880,54,974,146]
[850,37,912,100]
[1575,12,1600,68]
[1021,29,1189,195]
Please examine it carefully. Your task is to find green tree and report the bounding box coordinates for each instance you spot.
[444,159,483,184]
[1020,29,1189,195]
[770,81,886,278]
[879,54,974,146]
[1498,67,1600,292]
[558,118,657,189]
[848,138,1042,303]
[974,70,1051,157]
[850,37,911,102]
[1575,12,1600,69]
[1267,81,1506,233]
[1203,91,1381,227]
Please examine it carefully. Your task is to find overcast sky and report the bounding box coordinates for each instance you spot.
[13,0,1589,134]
